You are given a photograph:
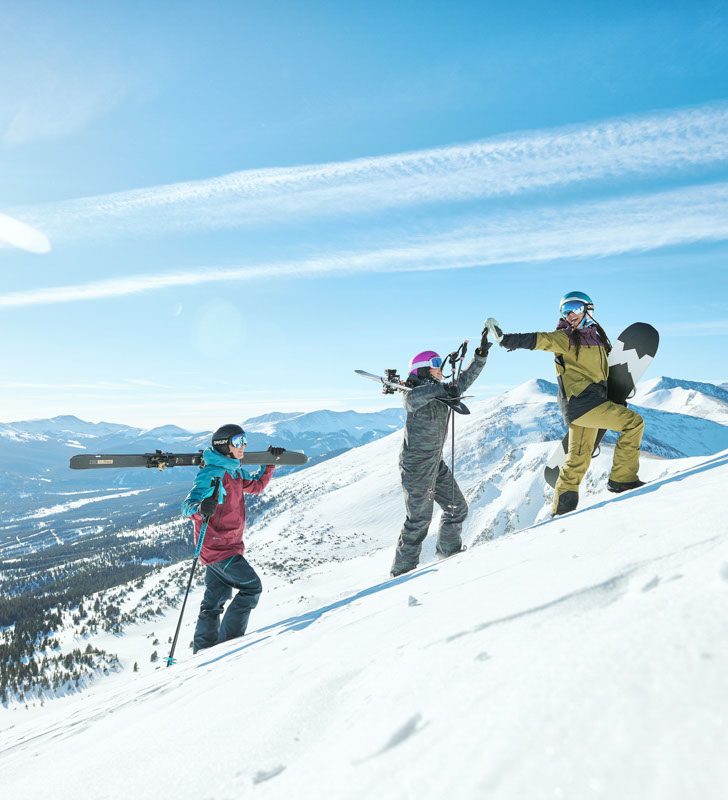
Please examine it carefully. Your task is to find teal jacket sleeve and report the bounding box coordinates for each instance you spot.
[181,467,221,518]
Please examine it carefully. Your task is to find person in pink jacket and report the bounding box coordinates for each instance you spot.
[181,424,282,653]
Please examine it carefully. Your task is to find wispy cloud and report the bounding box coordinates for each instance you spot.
[13,102,728,240]
[2,181,727,308]
[0,211,50,253]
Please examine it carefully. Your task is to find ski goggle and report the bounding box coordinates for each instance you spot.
[560,300,586,317]
[410,356,443,371]
[230,432,247,448]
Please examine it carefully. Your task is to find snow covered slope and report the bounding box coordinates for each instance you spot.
[2,449,726,799]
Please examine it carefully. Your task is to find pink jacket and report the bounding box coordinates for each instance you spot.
[189,465,273,565]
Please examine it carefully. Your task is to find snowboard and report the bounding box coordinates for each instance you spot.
[69,449,308,470]
[355,370,472,415]
[543,322,659,488]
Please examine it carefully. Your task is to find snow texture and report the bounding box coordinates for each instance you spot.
[1,412,727,798]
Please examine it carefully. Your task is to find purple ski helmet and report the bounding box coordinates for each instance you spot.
[408,350,443,376]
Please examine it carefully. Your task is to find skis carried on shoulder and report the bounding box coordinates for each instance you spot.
[69,449,308,471]
[355,370,472,415]
[355,369,412,393]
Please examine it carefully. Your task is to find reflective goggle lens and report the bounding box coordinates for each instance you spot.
[430,357,443,368]
[561,300,585,316]
[231,433,247,448]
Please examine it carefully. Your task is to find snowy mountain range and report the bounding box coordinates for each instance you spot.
[2,374,727,560]
[3,375,728,559]
[0,407,404,555]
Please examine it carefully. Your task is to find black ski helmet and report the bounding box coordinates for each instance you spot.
[211,423,246,456]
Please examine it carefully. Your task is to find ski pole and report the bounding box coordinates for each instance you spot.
[165,477,221,667]
[450,341,467,509]
[427,341,467,502]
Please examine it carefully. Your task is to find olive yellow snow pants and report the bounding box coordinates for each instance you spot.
[553,401,644,514]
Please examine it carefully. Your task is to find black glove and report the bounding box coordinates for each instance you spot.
[443,382,460,398]
[199,495,218,518]
[476,327,493,356]
[267,445,286,458]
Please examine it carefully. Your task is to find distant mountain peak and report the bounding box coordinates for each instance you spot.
[641,376,728,404]
[139,425,192,437]
[499,378,558,405]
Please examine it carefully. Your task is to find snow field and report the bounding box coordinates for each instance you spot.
[1,450,727,799]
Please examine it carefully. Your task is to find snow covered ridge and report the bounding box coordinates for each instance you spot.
[633,376,728,426]
[2,448,727,799]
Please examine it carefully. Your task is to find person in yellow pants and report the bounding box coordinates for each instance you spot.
[486,291,645,516]
[557,401,644,515]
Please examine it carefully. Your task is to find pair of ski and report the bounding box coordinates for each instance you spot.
[69,449,308,470]
[358,322,659,487]
[354,370,472,414]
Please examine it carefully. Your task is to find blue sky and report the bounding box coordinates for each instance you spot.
[1,0,727,428]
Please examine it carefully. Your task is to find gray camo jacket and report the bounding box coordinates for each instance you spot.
[399,353,488,469]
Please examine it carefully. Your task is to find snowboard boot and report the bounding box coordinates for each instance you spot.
[607,478,646,494]
[552,490,579,517]
[390,563,416,578]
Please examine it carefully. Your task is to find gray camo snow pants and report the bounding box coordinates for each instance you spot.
[193,554,262,653]
[391,459,468,576]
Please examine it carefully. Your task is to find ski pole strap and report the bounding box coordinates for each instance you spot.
[194,522,208,559]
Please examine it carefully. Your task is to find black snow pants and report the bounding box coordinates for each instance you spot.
[193,554,262,653]
[391,459,468,577]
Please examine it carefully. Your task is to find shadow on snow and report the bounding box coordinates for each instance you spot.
[198,568,437,667]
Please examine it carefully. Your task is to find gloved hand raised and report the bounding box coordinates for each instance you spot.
[267,445,287,458]
[199,494,218,518]
[484,317,504,343]
[476,326,492,355]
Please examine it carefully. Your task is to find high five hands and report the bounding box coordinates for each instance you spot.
[484,318,504,344]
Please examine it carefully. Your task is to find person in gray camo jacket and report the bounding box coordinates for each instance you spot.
[391,325,492,577]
